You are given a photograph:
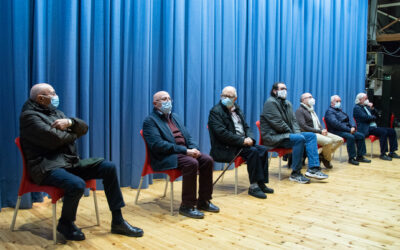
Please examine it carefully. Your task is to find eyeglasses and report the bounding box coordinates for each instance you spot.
[155,97,172,103]
[221,94,236,99]
[278,87,287,91]
[303,96,313,99]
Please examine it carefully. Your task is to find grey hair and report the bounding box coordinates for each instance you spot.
[330,95,340,103]
[222,86,237,97]
[30,83,50,100]
[354,93,366,104]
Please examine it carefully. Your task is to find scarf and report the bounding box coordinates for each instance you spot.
[301,103,321,129]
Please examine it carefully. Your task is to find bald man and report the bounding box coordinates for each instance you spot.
[142,91,219,219]
[295,93,343,168]
[208,86,273,199]
[19,83,143,241]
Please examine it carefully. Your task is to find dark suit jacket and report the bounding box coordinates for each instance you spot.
[324,106,353,134]
[142,109,198,171]
[353,104,376,137]
[208,102,255,162]
[295,104,323,134]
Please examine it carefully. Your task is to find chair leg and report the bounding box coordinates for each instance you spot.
[170,181,174,216]
[52,203,57,244]
[278,157,282,181]
[235,167,238,195]
[371,141,373,158]
[10,196,22,231]
[163,175,170,197]
[92,190,100,226]
[221,163,227,183]
[134,177,144,204]
[339,145,343,162]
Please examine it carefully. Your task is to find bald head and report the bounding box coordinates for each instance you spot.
[30,83,54,100]
[300,93,312,103]
[153,91,171,108]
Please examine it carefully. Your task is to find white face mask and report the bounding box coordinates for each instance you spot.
[363,99,369,106]
[308,98,315,106]
[277,90,287,99]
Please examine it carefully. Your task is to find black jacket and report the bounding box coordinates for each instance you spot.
[260,96,300,148]
[208,102,255,162]
[142,109,198,171]
[295,104,323,134]
[324,106,353,134]
[19,99,103,184]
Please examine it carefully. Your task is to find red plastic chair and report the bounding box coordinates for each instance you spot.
[10,137,99,244]
[390,113,395,128]
[353,118,379,158]
[256,121,292,181]
[322,117,346,162]
[135,130,182,215]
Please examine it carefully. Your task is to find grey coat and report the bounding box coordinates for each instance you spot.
[260,96,300,148]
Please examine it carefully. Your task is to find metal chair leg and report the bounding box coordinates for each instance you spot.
[371,141,373,158]
[93,191,100,226]
[339,145,343,162]
[134,177,144,204]
[163,175,170,197]
[170,181,174,216]
[235,167,238,195]
[52,203,57,244]
[278,157,282,181]
[10,196,21,231]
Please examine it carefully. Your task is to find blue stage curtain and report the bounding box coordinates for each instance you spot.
[0,0,367,209]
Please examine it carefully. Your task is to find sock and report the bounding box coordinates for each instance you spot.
[112,209,124,225]
[250,183,258,189]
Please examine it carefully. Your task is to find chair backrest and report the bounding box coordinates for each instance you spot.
[140,130,155,177]
[390,113,395,128]
[15,137,33,196]
[322,117,328,131]
[255,120,263,145]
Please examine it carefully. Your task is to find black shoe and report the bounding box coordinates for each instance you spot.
[348,158,359,165]
[248,187,267,199]
[356,156,371,163]
[257,182,274,193]
[197,201,220,213]
[380,154,392,161]
[179,205,204,219]
[57,221,85,241]
[111,220,144,237]
[320,155,333,169]
[389,152,400,159]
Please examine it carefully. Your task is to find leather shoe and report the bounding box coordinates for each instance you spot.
[320,156,333,169]
[179,205,204,219]
[356,156,371,163]
[389,152,400,159]
[197,201,220,213]
[111,220,144,237]
[380,154,392,161]
[248,187,267,199]
[257,182,274,193]
[57,221,85,241]
[348,158,359,165]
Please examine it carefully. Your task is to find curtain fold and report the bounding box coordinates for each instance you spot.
[0,0,367,209]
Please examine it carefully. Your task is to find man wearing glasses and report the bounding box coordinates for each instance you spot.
[142,91,219,219]
[260,82,329,184]
[295,93,343,169]
[208,86,273,199]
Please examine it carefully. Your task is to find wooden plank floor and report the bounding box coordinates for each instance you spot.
[1,141,400,249]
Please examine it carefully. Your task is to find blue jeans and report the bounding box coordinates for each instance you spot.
[278,132,320,174]
[334,131,366,159]
[41,161,125,222]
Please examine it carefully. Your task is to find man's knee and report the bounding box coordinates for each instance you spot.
[67,179,86,195]
[100,161,118,176]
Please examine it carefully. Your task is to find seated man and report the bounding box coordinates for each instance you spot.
[295,93,344,168]
[208,86,273,199]
[353,93,399,160]
[142,91,219,219]
[325,95,371,165]
[260,82,328,184]
[20,83,143,241]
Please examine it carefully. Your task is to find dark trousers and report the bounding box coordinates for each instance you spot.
[239,145,269,184]
[41,161,125,222]
[334,131,366,159]
[369,127,398,155]
[177,153,213,207]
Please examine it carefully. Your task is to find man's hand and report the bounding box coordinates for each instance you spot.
[368,102,374,108]
[350,127,356,134]
[243,137,253,146]
[187,148,201,158]
[321,129,328,136]
[52,119,71,131]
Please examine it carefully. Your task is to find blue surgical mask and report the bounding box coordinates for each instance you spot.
[221,97,234,108]
[51,95,59,108]
[160,100,172,114]
[334,102,341,109]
